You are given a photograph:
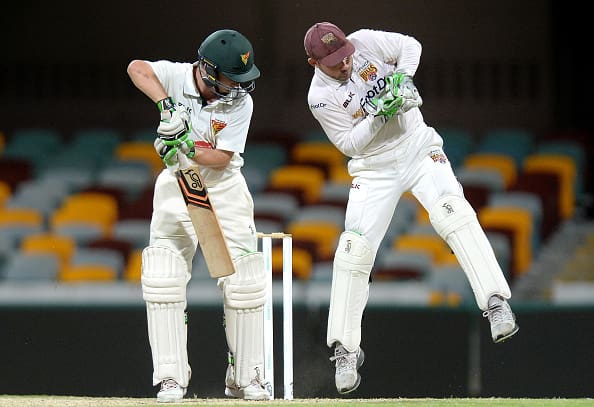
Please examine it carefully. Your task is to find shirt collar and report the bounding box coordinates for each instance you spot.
[314,66,350,90]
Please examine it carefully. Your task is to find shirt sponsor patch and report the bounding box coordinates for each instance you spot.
[430,149,448,164]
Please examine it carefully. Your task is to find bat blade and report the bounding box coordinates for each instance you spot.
[176,165,235,278]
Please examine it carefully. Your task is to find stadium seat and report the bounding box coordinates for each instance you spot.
[478,206,533,277]
[267,165,325,205]
[427,264,474,307]
[51,192,118,236]
[393,234,458,266]
[290,141,346,177]
[463,153,517,189]
[0,181,11,207]
[523,154,576,220]
[437,127,476,170]
[123,249,143,282]
[59,264,118,282]
[253,191,300,225]
[270,245,313,280]
[287,220,341,262]
[20,233,76,269]
[476,127,535,168]
[2,252,59,281]
[115,141,164,176]
[374,249,432,281]
[112,219,151,249]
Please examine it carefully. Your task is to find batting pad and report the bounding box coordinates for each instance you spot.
[142,246,191,387]
[429,195,511,310]
[327,231,373,352]
[223,252,267,388]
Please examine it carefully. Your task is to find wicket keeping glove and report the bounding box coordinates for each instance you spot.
[156,97,191,141]
[368,73,423,118]
[154,134,195,167]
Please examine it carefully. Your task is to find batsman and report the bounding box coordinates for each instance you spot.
[127,29,269,402]
[304,22,519,395]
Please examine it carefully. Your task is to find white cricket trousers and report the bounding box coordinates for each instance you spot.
[345,125,464,257]
[149,168,258,271]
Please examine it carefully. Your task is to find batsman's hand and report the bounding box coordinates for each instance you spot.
[367,73,423,118]
[154,134,195,167]
[156,97,191,141]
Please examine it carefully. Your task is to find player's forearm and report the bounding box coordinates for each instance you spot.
[326,114,385,157]
[127,60,168,103]
[190,147,233,169]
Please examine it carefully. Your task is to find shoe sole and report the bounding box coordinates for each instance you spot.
[157,396,184,403]
[494,324,519,343]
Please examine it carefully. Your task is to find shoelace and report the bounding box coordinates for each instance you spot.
[483,302,509,324]
[161,379,179,391]
[249,367,266,388]
[330,347,357,374]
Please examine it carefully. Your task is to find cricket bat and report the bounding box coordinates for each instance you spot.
[175,164,236,278]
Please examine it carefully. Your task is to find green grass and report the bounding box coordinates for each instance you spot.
[0,397,592,407]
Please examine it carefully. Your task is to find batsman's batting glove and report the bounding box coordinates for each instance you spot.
[154,134,195,167]
[156,97,191,141]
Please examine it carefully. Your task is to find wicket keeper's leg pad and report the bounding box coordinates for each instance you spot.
[429,195,511,310]
[327,231,372,352]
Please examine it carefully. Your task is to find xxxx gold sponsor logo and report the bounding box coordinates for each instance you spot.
[358,62,378,82]
[352,108,366,119]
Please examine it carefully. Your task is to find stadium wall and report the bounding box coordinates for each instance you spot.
[1,305,592,399]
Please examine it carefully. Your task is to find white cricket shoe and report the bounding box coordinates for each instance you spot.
[224,366,270,400]
[483,295,519,343]
[157,378,187,403]
[330,343,365,394]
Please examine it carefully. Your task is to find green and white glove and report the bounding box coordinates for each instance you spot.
[154,134,195,167]
[156,97,191,141]
[369,73,423,118]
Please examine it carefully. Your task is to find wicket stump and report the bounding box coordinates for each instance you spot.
[258,232,293,400]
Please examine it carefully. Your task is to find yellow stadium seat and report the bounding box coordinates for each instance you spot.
[124,249,143,282]
[0,208,43,227]
[271,246,312,280]
[268,165,325,204]
[290,141,346,174]
[328,164,351,185]
[464,153,517,188]
[393,234,458,266]
[0,181,11,207]
[288,220,341,262]
[478,206,533,276]
[59,264,117,282]
[50,192,118,235]
[523,154,576,219]
[115,141,164,176]
[20,233,76,269]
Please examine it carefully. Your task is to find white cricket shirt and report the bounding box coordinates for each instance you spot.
[148,60,254,185]
[307,29,428,159]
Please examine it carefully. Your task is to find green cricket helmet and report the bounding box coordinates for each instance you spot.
[196,29,260,98]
